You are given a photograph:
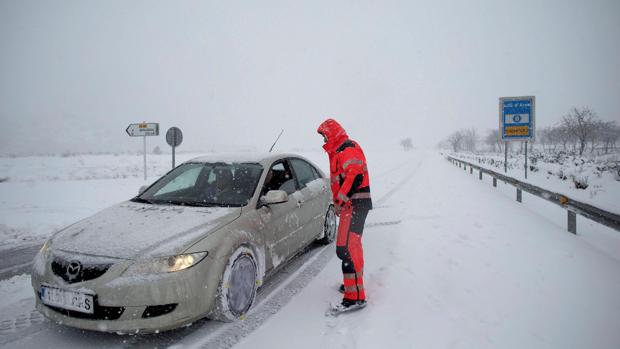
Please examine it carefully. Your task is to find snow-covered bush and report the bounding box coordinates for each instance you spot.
[572,175,589,189]
[556,170,567,181]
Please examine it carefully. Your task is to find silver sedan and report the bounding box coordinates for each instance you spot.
[31,153,336,333]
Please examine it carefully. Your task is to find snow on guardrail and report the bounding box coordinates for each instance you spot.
[445,155,620,235]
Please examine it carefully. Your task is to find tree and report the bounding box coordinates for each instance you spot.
[462,128,478,152]
[400,137,414,151]
[599,121,620,154]
[447,131,464,152]
[484,129,501,152]
[562,107,598,155]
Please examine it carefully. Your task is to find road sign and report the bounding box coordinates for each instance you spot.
[126,123,160,137]
[499,96,535,141]
[499,96,535,178]
[166,127,183,169]
[126,122,159,180]
[166,127,183,147]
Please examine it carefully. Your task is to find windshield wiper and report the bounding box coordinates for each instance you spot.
[162,200,239,208]
[130,197,155,205]
[173,201,217,207]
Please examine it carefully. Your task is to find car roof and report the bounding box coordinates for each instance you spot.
[185,152,307,166]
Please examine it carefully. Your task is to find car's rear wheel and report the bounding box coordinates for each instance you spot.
[317,205,337,245]
[210,246,258,322]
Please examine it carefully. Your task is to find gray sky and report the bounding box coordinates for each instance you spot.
[1,0,619,155]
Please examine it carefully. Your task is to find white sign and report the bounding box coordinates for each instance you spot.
[40,286,94,314]
[126,123,159,137]
[125,122,159,180]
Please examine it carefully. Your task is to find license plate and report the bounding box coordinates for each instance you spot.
[40,286,94,314]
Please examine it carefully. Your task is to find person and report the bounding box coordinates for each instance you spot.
[317,118,372,311]
[203,167,234,202]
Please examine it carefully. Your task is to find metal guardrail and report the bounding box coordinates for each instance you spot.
[446,155,620,234]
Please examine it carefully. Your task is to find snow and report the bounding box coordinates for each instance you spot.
[51,202,237,259]
[187,152,276,164]
[0,153,232,247]
[233,151,620,349]
[0,274,31,307]
[1,150,619,348]
[448,150,620,214]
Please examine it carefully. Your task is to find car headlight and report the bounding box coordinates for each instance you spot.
[124,252,208,275]
[32,239,52,275]
[40,239,51,254]
[36,239,52,260]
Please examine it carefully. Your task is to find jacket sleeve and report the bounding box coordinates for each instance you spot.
[330,174,340,202]
[336,153,365,202]
[327,154,340,202]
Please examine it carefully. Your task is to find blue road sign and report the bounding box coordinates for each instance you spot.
[499,96,535,141]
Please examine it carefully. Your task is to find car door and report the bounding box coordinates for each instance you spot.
[256,160,302,270]
[289,158,328,249]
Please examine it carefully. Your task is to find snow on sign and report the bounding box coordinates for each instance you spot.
[499,96,535,141]
[125,122,159,137]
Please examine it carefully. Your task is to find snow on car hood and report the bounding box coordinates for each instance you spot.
[51,201,240,259]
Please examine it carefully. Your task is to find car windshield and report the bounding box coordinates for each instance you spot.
[133,162,263,207]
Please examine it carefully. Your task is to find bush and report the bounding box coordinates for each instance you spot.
[556,170,567,181]
[572,175,589,189]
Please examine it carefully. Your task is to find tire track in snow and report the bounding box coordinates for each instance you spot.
[148,155,427,348]
[375,157,424,207]
[0,154,426,349]
[176,244,336,349]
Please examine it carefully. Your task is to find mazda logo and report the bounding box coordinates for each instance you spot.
[66,260,82,280]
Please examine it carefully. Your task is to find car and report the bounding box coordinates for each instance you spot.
[31,153,337,333]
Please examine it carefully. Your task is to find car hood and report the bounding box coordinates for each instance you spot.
[51,201,241,259]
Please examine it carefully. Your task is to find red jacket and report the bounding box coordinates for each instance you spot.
[317,119,372,208]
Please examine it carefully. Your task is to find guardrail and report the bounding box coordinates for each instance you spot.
[446,155,620,234]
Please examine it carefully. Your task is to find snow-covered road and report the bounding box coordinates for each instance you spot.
[1,150,619,349]
[235,151,620,349]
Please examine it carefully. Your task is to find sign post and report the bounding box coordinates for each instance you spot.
[126,122,159,180]
[166,127,183,169]
[499,96,535,179]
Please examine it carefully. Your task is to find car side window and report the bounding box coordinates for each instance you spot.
[310,165,322,179]
[262,161,297,195]
[290,158,317,188]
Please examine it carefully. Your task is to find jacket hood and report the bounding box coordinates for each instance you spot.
[317,118,348,153]
[50,201,241,259]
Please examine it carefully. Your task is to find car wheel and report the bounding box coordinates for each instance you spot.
[317,205,337,245]
[210,246,258,322]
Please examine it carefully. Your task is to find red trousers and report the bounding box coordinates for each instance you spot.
[336,202,370,301]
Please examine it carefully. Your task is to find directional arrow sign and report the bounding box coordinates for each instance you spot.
[126,123,160,137]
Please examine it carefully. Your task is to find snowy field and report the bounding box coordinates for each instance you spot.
[0,151,324,247]
[1,150,619,348]
[448,150,620,214]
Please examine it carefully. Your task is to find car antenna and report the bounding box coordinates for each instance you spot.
[269,129,284,152]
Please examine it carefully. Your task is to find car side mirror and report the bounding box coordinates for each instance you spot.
[138,185,148,195]
[259,190,288,207]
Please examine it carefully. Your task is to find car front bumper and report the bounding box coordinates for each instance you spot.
[31,251,224,334]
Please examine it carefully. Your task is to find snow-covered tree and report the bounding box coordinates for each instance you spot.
[400,137,413,151]
[562,107,598,155]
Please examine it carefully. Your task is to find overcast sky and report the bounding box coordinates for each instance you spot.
[1,0,619,155]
